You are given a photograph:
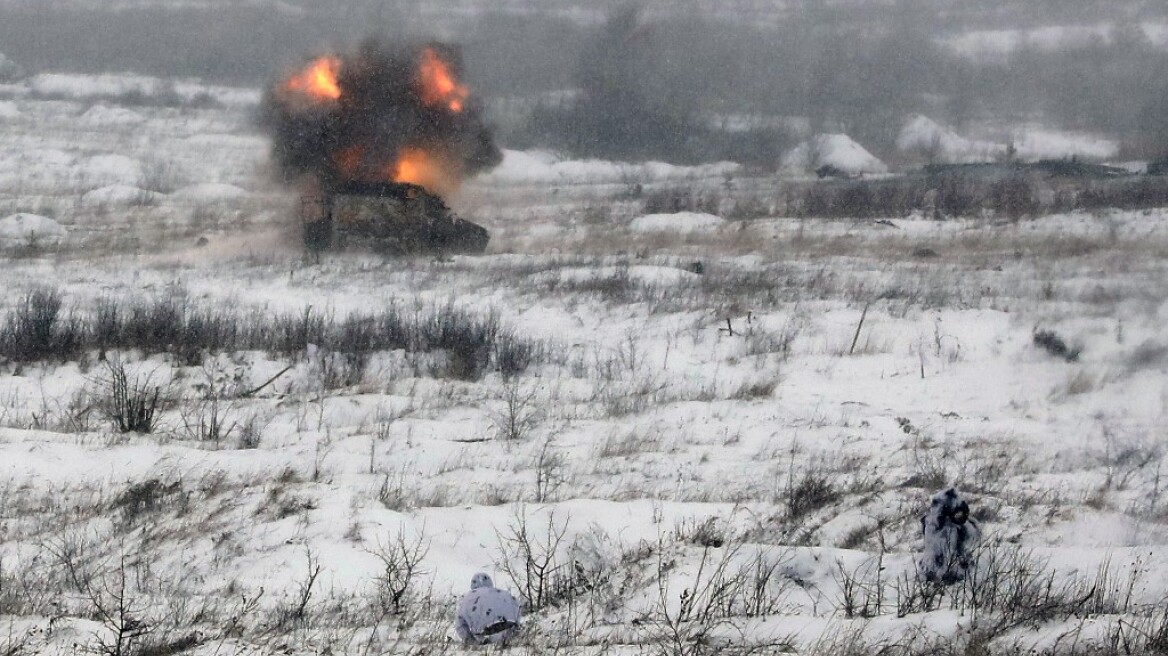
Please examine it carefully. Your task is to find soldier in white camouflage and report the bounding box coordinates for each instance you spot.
[920,488,980,584]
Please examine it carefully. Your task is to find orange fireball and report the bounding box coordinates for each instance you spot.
[417,48,468,113]
[284,55,342,102]
[390,147,458,196]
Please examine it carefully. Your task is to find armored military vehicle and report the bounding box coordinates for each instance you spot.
[301,181,489,256]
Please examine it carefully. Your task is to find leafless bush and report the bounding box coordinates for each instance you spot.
[834,553,890,619]
[783,468,840,523]
[93,359,167,434]
[533,436,567,502]
[727,377,778,400]
[377,469,411,512]
[111,478,185,528]
[236,414,264,449]
[490,378,543,442]
[1097,424,1162,493]
[46,543,181,656]
[10,292,546,380]
[640,544,795,656]
[272,548,322,630]
[495,330,542,379]
[0,288,83,364]
[955,544,1128,634]
[422,302,499,381]
[0,556,35,617]
[317,350,369,390]
[179,362,241,445]
[88,554,152,656]
[673,516,728,548]
[369,526,430,618]
[494,506,571,611]
[902,432,951,491]
[0,628,31,656]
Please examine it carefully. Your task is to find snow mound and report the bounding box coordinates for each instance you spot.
[171,183,250,200]
[0,213,66,246]
[78,154,143,188]
[78,104,145,126]
[0,101,19,119]
[81,185,158,206]
[782,134,887,175]
[479,149,739,185]
[630,212,725,234]
[897,115,1006,163]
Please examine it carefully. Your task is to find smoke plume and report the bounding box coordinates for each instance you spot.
[262,40,501,197]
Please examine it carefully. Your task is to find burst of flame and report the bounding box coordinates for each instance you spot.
[390,147,457,196]
[417,48,468,113]
[284,55,342,102]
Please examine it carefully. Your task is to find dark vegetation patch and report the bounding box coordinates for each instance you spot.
[1033,329,1081,363]
[0,289,543,381]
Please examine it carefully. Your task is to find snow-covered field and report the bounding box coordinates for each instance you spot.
[1,74,1167,656]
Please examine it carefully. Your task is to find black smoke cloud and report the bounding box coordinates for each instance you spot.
[261,39,501,192]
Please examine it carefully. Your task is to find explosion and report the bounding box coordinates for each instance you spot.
[418,47,469,114]
[262,41,500,197]
[281,55,342,103]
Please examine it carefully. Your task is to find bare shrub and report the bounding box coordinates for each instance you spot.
[727,378,778,400]
[490,378,543,442]
[93,359,167,434]
[783,468,839,523]
[673,516,727,548]
[533,436,567,503]
[902,432,951,490]
[111,478,184,528]
[0,288,83,364]
[640,544,794,656]
[834,553,890,619]
[179,361,242,445]
[4,295,545,380]
[1097,424,1161,492]
[236,414,264,449]
[369,526,430,618]
[0,556,35,617]
[955,544,1129,634]
[494,506,571,611]
[376,468,419,512]
[268,549,322,631]
[422,302,499,381]
[88,555,152,656]
[318,350,369,390]
[495,329,541,379]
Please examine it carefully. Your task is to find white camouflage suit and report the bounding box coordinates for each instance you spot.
[455,573,521,646]
[919,488,980,584]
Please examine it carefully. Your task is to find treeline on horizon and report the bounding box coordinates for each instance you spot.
[0,0,1165,165]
